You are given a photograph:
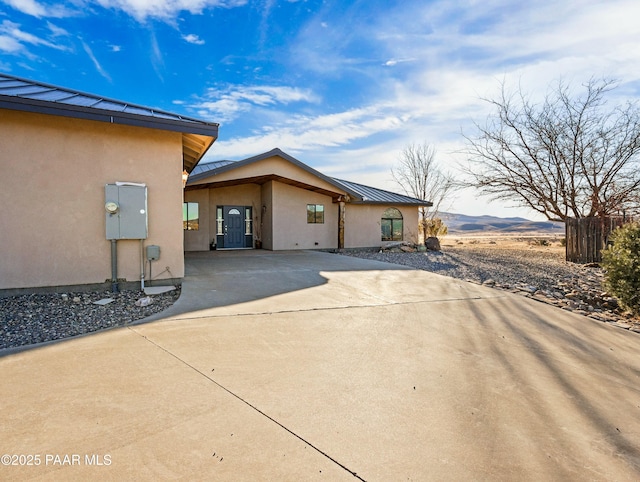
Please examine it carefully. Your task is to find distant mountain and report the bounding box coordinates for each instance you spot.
[440,212,564,235]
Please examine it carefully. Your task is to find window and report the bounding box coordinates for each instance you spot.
[307,204,324,224]
[183,202,199,231]
[381,207,403,241]
[245,207,253,235]
[216,207,223,235]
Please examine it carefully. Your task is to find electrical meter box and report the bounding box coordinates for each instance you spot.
[146,245,160,261]
[105,183,148,240]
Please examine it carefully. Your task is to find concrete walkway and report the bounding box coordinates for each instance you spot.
[1,250,640,481]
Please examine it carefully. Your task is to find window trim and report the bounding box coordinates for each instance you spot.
[183,202,199,231]
[307,204,325,224]
[381,207,403,241]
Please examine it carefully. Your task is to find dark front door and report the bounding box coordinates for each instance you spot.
[224,206,245,248]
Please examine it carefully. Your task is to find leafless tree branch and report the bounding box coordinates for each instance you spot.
[462,78,640,221]
[391,142,456,238]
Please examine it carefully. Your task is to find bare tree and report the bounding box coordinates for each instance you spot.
[463,78,640,222]
[391,143,455,238]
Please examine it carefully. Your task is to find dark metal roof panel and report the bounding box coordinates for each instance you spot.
[21,89,77,102]
[191,160,237,177]
[0,73,219,137]
[332,178,432,206]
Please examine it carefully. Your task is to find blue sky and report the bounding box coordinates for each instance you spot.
[2,0,640,219]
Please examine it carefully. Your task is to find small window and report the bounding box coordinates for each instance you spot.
[307,204,324,224]
[381,207,403,241]
[245,207,252,235]
[183,202,199,231]
[216,207,223,235]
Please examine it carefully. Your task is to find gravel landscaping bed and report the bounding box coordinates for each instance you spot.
[0,287,180,351]
[340,246,640,333]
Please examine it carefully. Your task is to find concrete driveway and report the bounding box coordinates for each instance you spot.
[1,250,639,481]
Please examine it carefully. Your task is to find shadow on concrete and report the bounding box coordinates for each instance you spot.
[1,250,421,357]
[140,249,415,322]
[448,292,640,478]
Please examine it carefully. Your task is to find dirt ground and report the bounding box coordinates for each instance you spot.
[442,234,566,255]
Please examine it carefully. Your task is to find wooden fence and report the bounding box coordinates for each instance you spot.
[565,216,634,264]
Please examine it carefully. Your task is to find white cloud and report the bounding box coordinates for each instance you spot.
[194,85,320,122]
[200,1,640,220]
[1,0,77,17]
[149,29,164,81]
[384,58,416,67]
[94,0,247,21]
[0,20,68,53]
[204,102,406,162]
[46,21,68,37]
[81,40,112,82]
[182,33,204,45]
[0,35,23,53]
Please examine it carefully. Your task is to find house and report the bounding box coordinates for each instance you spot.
[184,149,431,251]
[0,73,218,293]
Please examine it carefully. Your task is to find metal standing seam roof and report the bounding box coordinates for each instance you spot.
[332,178,432,206]
[0,73,218,135]
[0,73,219,172]
[188,149,432,206]
[190,160,237,177]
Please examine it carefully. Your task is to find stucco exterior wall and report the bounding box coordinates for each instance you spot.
[185,180,338,251]
[261,182,274,250]
[271,182,338,250]
[344,204,420,248]
[183,189,210,252]
[184,184,261,251]
[0,109,185,291]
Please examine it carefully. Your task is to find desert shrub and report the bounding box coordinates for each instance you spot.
[601,222,640,315]
[530,238,550,246]
[424,218,448,238]
[560,237,567,247]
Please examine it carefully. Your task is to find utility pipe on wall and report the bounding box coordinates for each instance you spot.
[140,239,145,291]
[110,239,119,292]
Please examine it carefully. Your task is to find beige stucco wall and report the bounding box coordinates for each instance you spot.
[0,109,186,291]
[185,181,338,251]
[184,184,261,251]
[271,182,338,250]
[344,204,420,248]
[261,182,274,250]
[183,189,210,252]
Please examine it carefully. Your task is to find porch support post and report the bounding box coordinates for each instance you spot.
[338,200,345,250]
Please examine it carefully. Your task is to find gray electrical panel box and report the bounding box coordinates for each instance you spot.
[105,183,148,240]
[146,245,160,261]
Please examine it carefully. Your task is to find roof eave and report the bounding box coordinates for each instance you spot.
[350,200,433,206]
[0,95,219,138]
[187,148,362,200]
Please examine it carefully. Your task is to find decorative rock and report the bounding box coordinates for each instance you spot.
[613,322,633,329]
[425,237,441,251]
[0,288,181,350]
